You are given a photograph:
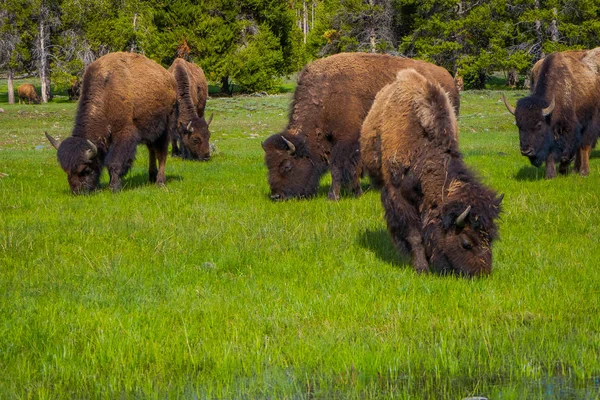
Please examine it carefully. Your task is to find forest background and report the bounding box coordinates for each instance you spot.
[1,0,600,102]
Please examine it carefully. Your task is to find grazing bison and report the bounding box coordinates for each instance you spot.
[67,78,81,101]
[363,69,502,276]
[262,52,459,201]
[168,58,213,160]
[503,48,600,178]
[45,52,177,194]
[17,84,40,104]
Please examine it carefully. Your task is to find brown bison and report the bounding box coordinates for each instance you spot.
[67,78,81,101]
[503,48,600,178]
[363,69,502,276]
[17,84,40,104]
[168,58,213,160]
[45,52,177,194]
[262,52,459,201]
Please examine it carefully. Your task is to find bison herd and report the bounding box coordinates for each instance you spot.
[34,48,599,276]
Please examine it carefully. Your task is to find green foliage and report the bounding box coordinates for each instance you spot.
[2,91,600,397]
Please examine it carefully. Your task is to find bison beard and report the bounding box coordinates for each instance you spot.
[503,48,600,179]
[46,52,178,194]
[263,52,459,201]
[364,69,502,276]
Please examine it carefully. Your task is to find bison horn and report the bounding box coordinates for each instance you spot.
[207,113,214,126]
[542,96,555,117]
[85,140,98,160]
[186,121,194,132]
[495,193,505,207]
[45,132,60,150]
[456,205,472,228]
[281,135,296,155]
[501,93,516,116]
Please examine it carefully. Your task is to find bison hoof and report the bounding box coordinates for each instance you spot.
[327,191,340,201]
[578,169,590,177]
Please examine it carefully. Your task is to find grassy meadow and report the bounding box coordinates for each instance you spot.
[1,83,600,398]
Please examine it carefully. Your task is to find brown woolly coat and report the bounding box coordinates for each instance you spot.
[51,52,178,193]
[168,58,211,160]
[364,69,500,275]
[263,52,459,201]
[17,83,40,104]
[515,49,600,178]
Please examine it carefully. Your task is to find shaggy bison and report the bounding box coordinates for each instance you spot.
[45,52,177,194]
[67,78,81,101]
[363,69,502,276]
[17,84,40,104]
[262,52,459,201]
[503,48,600,178]
[168,58,213,160]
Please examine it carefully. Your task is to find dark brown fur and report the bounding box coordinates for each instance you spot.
[262,52,459,201]
[46,52,178,194]
[168,58,212,161]
[67,78,81,101]
[507,48,600,178]
[364,69,502,276]
[17,84,40,104]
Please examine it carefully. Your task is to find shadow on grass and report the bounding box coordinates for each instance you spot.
[357,228,410,267]
[591,149,600,159]
[514,165,545,181]
[120,173,182,191]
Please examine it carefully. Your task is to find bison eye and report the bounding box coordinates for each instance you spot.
[192,137,201,144]
[461,237,473,250]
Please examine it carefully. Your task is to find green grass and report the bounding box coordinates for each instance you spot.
[1,87,600,399]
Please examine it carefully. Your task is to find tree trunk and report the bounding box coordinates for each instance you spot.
[303,0,308,44]
[39,17,48,103]
[369,26,377,53]
[549,8,559,43]
[534,0,544,61]
[7,69,15,104]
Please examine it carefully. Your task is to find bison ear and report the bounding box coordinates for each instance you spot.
[261,141,266,151]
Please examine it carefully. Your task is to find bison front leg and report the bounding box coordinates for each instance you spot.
[544,156,557,179]
[329,140,362,200]
[106,137,138,192]
[576,145,591,176]
[381,187,428,273]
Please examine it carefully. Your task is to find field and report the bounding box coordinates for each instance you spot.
[1,84,600,398]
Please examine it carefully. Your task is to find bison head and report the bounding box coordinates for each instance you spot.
[262,133,320,201]
[46,133,101,194]
[503,94,556,167]
[180,114,213,161]
[424,196,502,277]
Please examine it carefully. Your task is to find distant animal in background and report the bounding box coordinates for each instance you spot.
[168,58,213,161]
[67,78,81,101]
[362,69,502,276]
[45,52,178,194]
[17,84,40,104]
[262,52,460,201]
[503,48,600,179]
